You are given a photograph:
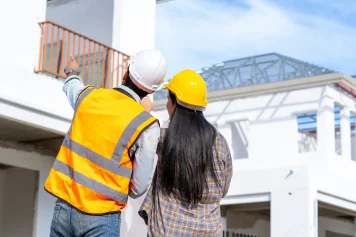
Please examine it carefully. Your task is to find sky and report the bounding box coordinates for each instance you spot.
[155,0,356,79]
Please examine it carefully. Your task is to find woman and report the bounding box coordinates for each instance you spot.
[139,69,233,236]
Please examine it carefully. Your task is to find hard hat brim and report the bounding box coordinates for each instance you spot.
[162,85,207,111]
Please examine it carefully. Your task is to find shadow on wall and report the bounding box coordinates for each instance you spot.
[298,131,317,153]
[228,121,249,159]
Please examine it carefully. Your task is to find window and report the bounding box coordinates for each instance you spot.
[334,104,341,155]
[350,112,356,161]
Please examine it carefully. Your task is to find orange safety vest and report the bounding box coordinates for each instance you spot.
[44,87,158,214]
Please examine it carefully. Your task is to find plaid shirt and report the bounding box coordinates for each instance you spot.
[139,129,233,237]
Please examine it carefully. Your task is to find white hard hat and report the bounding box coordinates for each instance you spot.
[128,49,167,93]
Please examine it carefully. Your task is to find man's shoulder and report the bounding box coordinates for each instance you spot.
[131,120,160,149]
[135,120,160,140]
[144,120,160,133]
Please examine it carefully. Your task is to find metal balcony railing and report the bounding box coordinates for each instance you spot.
[35,21,130,88]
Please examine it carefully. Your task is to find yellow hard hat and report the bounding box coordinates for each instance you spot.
[162,69,208,111]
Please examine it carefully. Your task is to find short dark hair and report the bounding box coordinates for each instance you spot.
[122,70,148,99]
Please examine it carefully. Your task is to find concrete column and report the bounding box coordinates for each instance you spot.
[317,95,335,156]
[340,107,351,159]
[111,0,157,97]
[221,206,227,231]
[221,217,227,232]
[353,112,356,161]
[111,1,158,235]
[33,168,56,237]
[271,188,317,237]
[111,0,156,55]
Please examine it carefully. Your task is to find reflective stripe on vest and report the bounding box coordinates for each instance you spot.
[45,87,158,214]
[76,86,94,110]
[52,159,128,203]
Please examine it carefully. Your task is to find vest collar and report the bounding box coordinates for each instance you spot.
[116,85,140,102]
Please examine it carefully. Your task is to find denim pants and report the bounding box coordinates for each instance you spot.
[50,200,121,237]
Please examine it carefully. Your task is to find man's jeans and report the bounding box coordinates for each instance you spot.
[50,200,121,237]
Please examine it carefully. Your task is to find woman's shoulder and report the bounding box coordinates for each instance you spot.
[214,131,230,154]
[214,129,226,142]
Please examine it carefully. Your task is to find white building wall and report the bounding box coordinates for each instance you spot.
[46,0,115,46]
[155,85,356,236]
[0,0,158,136]
[0,0,73,135]
[1,0,159,235]
[154,85,356,196]
[271,188,317,237]
[0,144,56,237]
[112,0,157,55]
[0,0,46,71]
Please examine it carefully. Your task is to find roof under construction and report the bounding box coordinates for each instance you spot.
[154,52,335,100]
[154,53,356,135]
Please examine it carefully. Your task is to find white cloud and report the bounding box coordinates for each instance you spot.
[155,0,356,79]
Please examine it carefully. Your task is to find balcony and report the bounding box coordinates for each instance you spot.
[35,21,130,87]
[0,20,132,147]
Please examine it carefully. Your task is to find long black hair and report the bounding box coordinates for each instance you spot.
[153,91,218,204]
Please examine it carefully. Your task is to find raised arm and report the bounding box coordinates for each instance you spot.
[62,55,88,109]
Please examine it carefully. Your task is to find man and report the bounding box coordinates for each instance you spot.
[45,49,167,237]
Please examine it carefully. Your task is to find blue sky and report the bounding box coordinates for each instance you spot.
[155,0,356,79]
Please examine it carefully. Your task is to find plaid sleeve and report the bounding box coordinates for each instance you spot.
[218,133,233,197]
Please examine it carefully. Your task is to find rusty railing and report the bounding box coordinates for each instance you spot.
[35,21,130,88]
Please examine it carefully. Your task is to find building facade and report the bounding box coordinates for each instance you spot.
[0,0,156,236]
[153,54,356,237]
[0,1,356,237]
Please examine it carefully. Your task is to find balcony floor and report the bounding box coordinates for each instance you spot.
[0,116,61,142]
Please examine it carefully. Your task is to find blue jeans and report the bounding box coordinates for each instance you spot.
[50,200,121,237]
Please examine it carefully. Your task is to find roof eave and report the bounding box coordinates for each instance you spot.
[154,73,356,110]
